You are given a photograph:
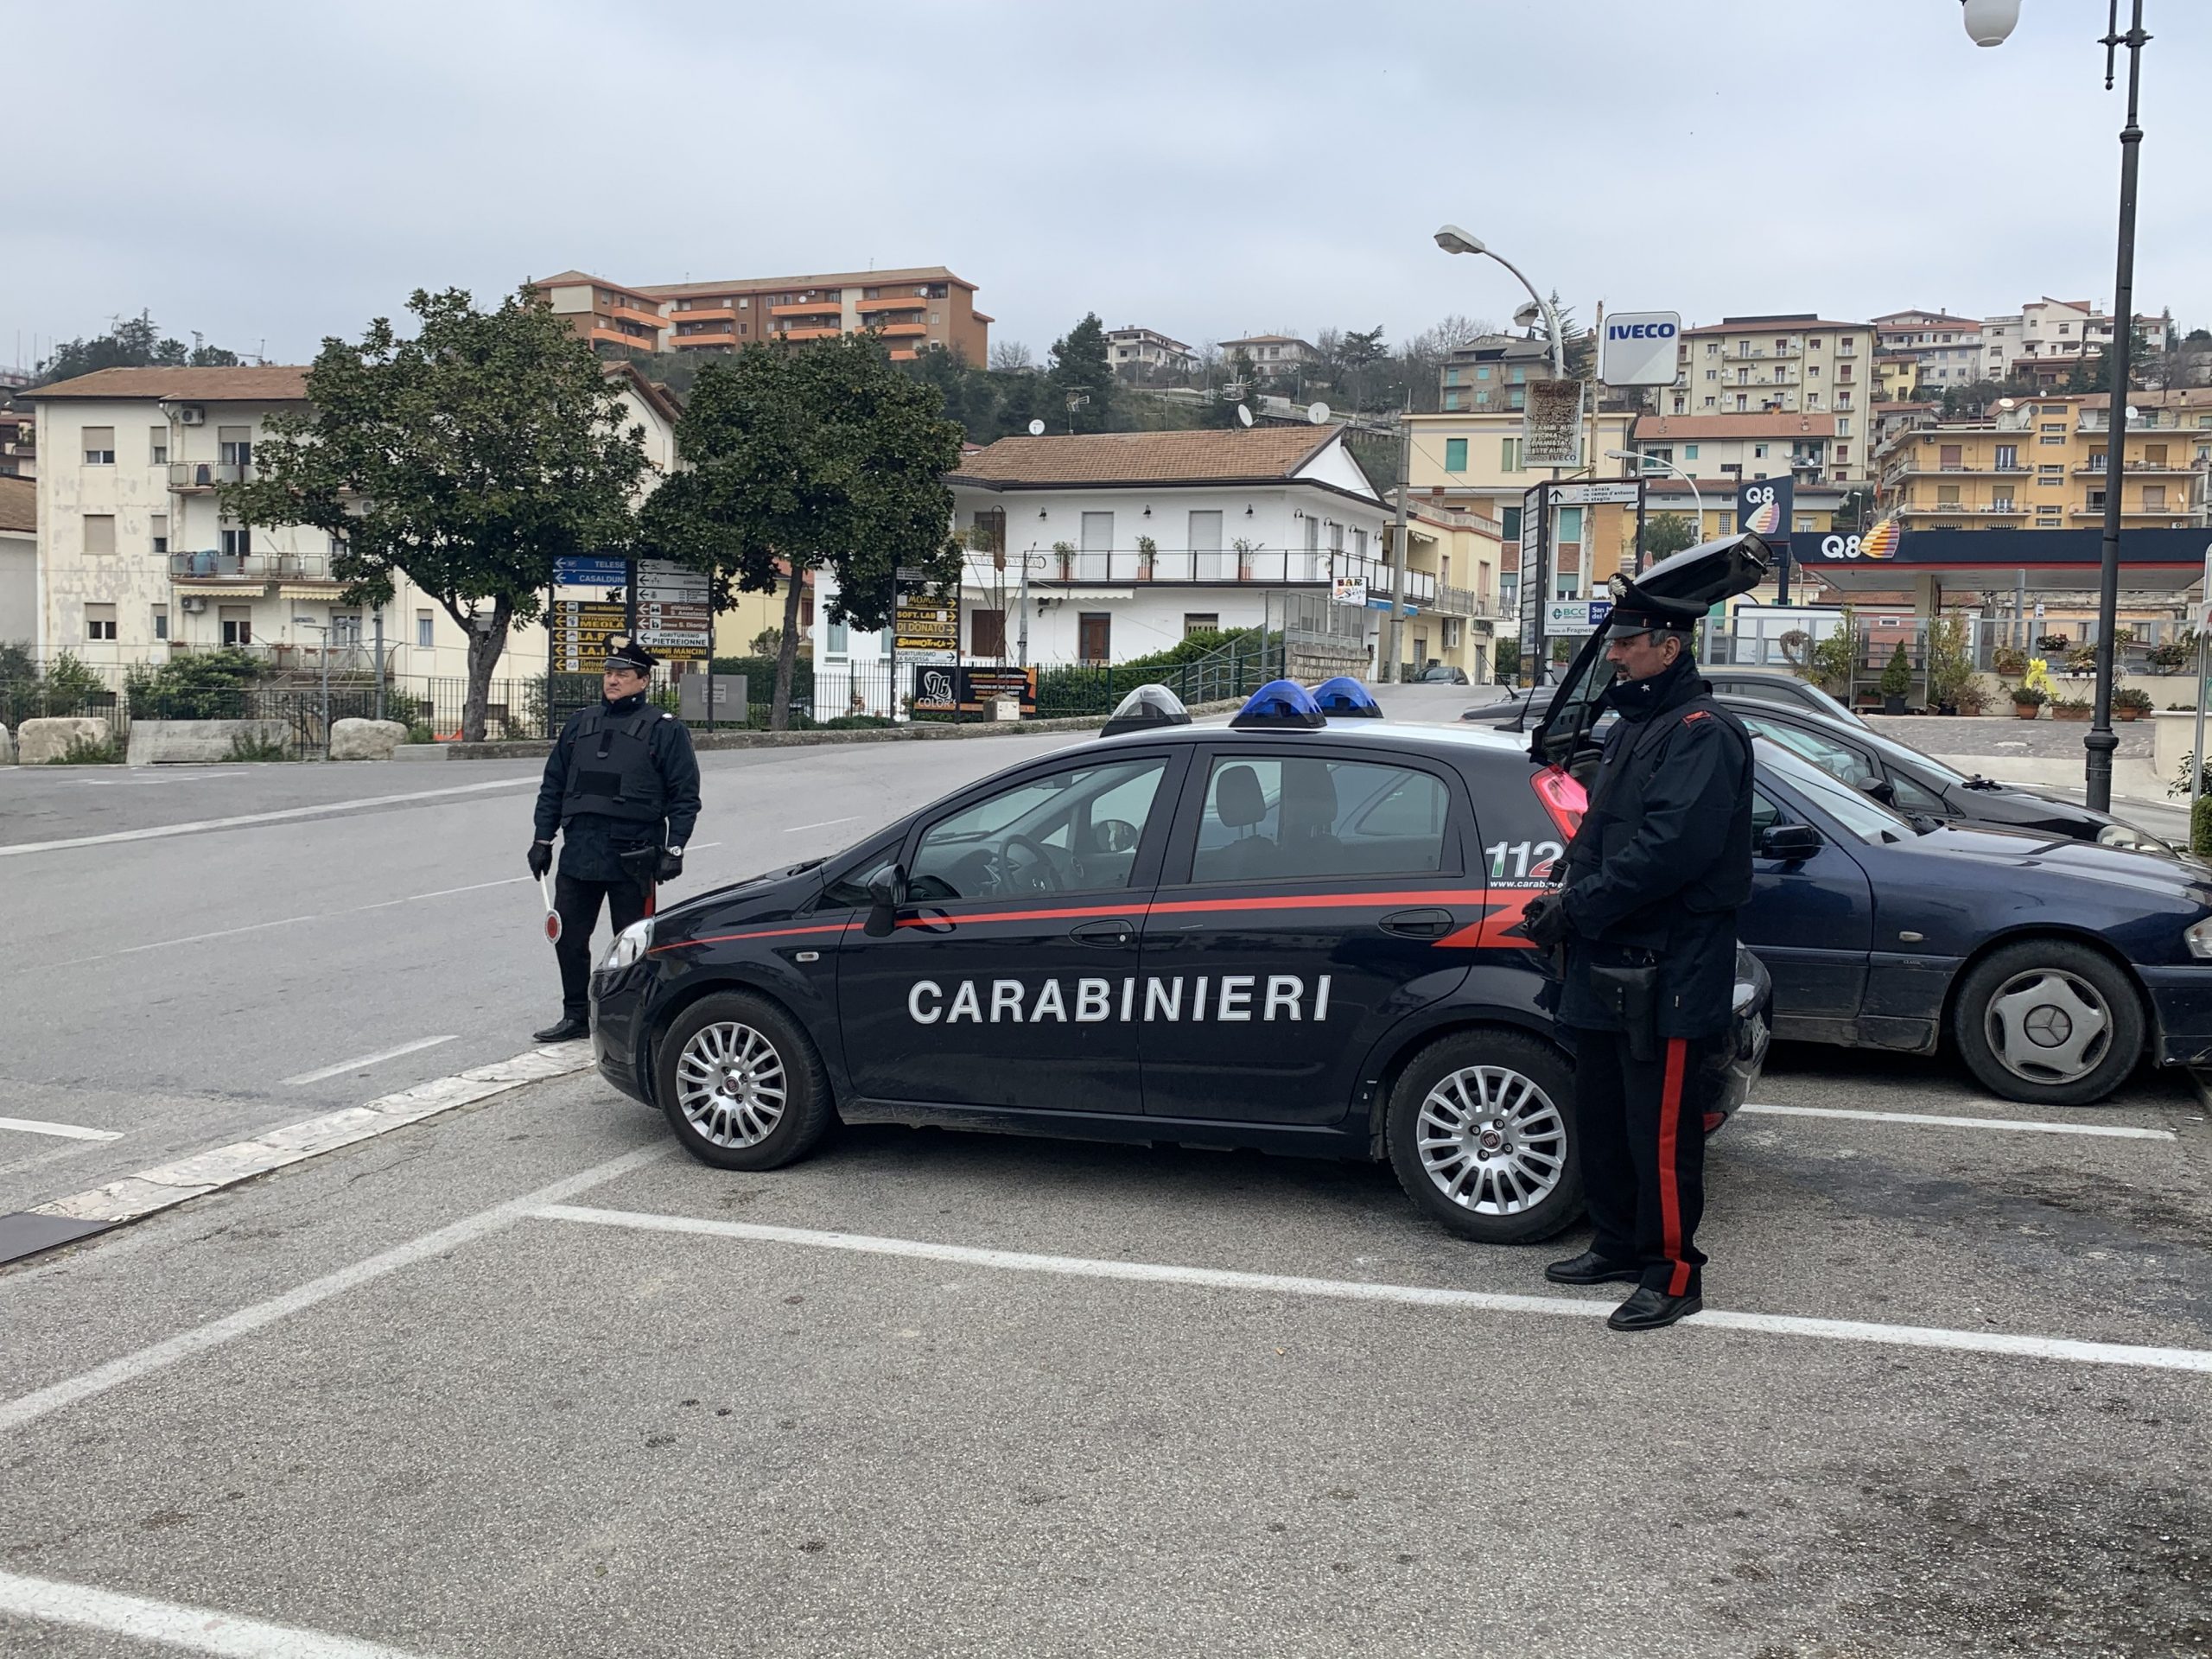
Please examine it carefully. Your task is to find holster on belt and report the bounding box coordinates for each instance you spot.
[1587,960,1661,1064]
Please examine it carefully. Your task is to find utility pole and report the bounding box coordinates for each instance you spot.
[1383,396,1412,682]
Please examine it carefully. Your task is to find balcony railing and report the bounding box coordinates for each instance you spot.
[168,550,331,580]
[168,460,254,491]
[990,545,1435,600]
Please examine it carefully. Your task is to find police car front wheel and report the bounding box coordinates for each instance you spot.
[658,992,836,1171]
[1386,1031,1581,1244]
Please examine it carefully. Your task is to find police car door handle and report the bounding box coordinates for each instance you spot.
[1069,918,1136,949]
[1380,907,1454,939]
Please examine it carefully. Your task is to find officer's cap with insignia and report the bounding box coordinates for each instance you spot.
[603,633,659,672]
[1604,531,1770,639]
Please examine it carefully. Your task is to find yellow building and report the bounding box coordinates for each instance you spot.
[1872,354,1923,402]
[1382,502,1509,680]
[1873,394,2210,531]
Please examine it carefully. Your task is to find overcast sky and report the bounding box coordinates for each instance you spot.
[8,0,2207,372]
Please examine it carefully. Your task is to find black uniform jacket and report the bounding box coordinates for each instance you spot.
[532,692,703,884]
[1556,655,1753,1039]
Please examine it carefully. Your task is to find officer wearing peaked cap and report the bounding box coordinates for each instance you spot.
[1514,566,1755,1331]
[528,634,702,1042]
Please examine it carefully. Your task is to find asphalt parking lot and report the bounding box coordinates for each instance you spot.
[3,1033,2207,1658]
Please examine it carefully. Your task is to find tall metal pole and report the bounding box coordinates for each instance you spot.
[372,609,385,721]
[1384,398,1411,682]
[2086,0,2149,814]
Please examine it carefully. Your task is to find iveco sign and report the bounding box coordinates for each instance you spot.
[1599,311,1682,388]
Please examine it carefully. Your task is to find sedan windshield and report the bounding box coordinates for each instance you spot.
[1754,738,1918,844]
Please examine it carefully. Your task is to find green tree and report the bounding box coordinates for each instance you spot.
[35,312,238,383]
[639,334,965,731]
[1638,511,1697,563]
[227,287,648,741]
[1048,313,1115,434]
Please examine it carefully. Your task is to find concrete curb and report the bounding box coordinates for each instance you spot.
[425,698,1246,761]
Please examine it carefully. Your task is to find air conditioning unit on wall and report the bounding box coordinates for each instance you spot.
[181,595,207,613]
[178,405,206,426]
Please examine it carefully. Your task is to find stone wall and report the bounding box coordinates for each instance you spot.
[125,719,294,766]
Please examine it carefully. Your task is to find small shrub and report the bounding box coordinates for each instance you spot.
[2148,632,2197,671]
[2113,686,2154,714]
[2010,683,2049,707]
[1955,680,1988,715]
[405,721,436,745]
[823,714,896,729]
[224,731,293,762]
[1880,643,1911,699]
[44,733,123,765]
[2195,793,2212,860]
[2063,644,2099,674]
[2037,632,2073,652]
[1992,645,2027,677]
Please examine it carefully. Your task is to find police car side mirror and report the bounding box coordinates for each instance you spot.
[1860,777,1897,805]
[1759,823,1824,862]
[863,864,906,938]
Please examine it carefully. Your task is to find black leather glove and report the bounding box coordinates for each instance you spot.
[1510,890,1571,949]
[527,840,552,880]
[656,848,684,883]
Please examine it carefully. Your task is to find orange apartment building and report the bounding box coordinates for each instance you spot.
[536,266,990,364]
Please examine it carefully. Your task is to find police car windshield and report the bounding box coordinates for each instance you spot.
[1754,738,1916,844]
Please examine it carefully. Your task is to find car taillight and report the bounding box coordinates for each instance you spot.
[1532,766,1586,840]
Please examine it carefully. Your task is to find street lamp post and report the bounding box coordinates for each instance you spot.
[1967,0,2149,813]
[1605,448,1703,566]
[1433,226,1567,380]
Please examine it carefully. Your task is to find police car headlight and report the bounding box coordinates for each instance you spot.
[2097,822,2168,855]
[2184,918,2212,961]
[601,919,654,972]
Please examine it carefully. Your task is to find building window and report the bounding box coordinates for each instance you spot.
[1993,444,2018,469]
[1501,437,1522,473]
[1509,390,1525,410]
[219,427,252,467]
[86,603,118,642]
[1475,365,1491,380]
[84,514,116,556]
[150,513,168,555]
[149,428,168,464]
[220,605,252,646]
[330,610,363,647]
[1443,392,1460,411]
[152,604,168,640]
[825,616,849,656]
[2145,485,2168,510]
[82,426,115,465]
[1445,368,1459,386]
[416,610,435,649]
[1445,437,1468,473]
[1753,443,1769,459]
[1184,613,1220,638]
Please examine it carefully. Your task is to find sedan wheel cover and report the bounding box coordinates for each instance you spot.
[1985,969,2112,1085]
[674,1021,788,1148]
[1416,1065,1567,1215]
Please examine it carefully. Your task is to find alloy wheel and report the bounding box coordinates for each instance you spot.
[674,1020,788,1148]
[1415,1065,1568,1215]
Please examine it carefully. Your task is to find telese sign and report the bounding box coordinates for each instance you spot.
[1599,312,1681,388]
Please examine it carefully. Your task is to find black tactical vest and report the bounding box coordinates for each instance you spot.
[559,706,668,824]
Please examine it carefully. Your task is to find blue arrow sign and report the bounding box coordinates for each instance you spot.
[553,556,630,587]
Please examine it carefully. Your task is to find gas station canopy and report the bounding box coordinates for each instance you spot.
[1787,527,2209,594]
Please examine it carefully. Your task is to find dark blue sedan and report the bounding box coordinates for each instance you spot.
[1741,738,2212,1106]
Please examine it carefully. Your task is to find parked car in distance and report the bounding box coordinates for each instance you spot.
[1414,664,1471,684]
[1699,667,1866,728]
[1718,697,2173,855]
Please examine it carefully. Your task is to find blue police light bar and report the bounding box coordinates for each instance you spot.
[1230,678,1329,730]
[1312,677,1383,718]
[1100,683,1192,738]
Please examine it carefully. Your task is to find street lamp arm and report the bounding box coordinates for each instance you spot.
[1605,448,1704,529]
[1478,247,1567,381]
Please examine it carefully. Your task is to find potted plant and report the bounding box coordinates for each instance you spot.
[1880,642,1912,715]
[1992,645,2027,677]
[2037,632,2073,653]
[1052,539,1076,579]
[2064,643,2100,676]
[2113,686,2153,722]
[1135,534,1157,580]
[2149,630,2196,672]
[2052,696,2093,721]
[1955,679,1988,716]
[1233,537,1260,581]
[2009,683,2048,720]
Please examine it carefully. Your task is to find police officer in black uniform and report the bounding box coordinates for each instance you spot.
[1517,582,1754,1331]
[528,634,702,1042]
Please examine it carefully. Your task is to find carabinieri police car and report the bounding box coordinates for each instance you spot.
[591,548,1774,1246]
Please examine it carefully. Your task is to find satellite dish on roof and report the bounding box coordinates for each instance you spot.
[1236,404,1255,427]
[2125,405,2140,422]
[1027,419,1046,436]
[1307,402,1332,424]
[1997,397,2016,409]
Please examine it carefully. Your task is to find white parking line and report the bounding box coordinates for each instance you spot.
[1739,1103,2176,1141]
[0,1567,434,1658]
[282,1035,459,1087]
[785,816,858,833]
[532,1205,2212,1378]
[0,1145,665,1434]
[0,776,537,858]
[0,1116,122,1143]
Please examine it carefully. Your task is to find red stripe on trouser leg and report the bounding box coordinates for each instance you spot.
[1656,1038,1690,1297]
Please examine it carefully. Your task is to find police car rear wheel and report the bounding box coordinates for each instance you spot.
[658,993,835,1170]
[1386,1031,1580,1244]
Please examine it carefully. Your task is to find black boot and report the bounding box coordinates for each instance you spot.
[533,1014,590,1044]
[1606,1285,1703,1332]
[1544,1249,1643,1286]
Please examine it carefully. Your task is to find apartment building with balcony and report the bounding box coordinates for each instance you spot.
[1662,315,1875,437]
[532,271,669,357]
[1872,308,1984,392]
[644,266,990,363]
[1220,335,1320,379]
[1,400,34,479]
[1439,334,1551,413]
[1106,326,1195,377]
[22,365,681,677]
[1872,392,2209,532]
[1630,411,1848,488]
